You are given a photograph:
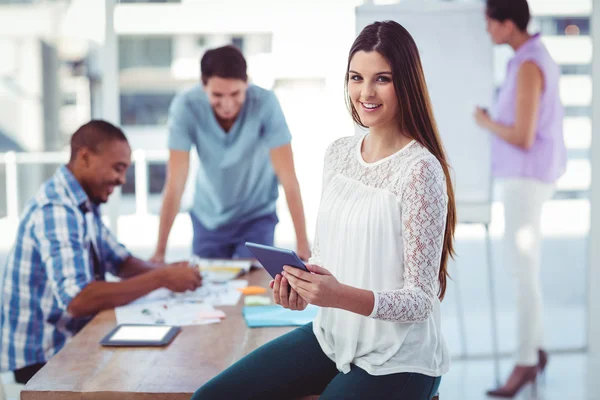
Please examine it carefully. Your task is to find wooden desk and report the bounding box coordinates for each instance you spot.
[22,268,294,400]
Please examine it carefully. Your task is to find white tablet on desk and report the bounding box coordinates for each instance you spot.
[100,324,181,347]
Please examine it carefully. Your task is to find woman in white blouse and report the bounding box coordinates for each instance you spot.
[192,20,456,400]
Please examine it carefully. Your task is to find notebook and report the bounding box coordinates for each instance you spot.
[242,305,318,328]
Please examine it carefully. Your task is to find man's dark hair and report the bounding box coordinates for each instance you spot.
[70,120,128,161]
[200,45,248,84]
[486,0,530,32]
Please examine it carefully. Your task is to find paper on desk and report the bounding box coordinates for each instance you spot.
[115,301,222,326]
[126,280,248,307]
[179,280,248,306]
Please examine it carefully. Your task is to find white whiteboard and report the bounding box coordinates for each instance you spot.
[356,1,495,223]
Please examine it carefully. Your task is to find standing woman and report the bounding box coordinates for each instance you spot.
[474,0,567,397]
[191,20,454,400]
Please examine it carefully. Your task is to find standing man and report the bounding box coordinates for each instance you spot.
[0,120,202,384]
[151,45,310,262]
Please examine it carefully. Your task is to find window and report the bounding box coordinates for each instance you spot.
[536,17,590,36]
[120,93,175,126]
[231,37,245,52]
[565,106,592,117]
[561,64,591,75]
[556,17,590,35]
[122,163,166,195]
[119,37,173,70]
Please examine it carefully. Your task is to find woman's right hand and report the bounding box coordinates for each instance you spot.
[473,106,492,129]
[270,274,308,311]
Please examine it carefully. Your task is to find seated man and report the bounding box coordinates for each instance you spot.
[0,120,202,384]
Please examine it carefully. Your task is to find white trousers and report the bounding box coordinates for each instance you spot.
[500,178,555,366]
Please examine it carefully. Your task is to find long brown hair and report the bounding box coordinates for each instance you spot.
[345,20,456,300]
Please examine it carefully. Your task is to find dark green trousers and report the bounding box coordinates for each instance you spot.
[191,323,442,400]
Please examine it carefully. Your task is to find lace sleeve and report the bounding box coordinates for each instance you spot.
[370,158,448,323]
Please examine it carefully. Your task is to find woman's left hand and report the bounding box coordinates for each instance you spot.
[474,106,492,128]
[282,264,342,308]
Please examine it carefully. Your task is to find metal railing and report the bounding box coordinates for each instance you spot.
[0,149,169,220]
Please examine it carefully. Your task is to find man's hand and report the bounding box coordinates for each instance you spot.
[159,262,202,292]
[149,252,165,264]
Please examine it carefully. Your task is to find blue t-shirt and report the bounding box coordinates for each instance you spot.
[168,84,292,230]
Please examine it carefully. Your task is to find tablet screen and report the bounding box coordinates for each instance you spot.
[109,326,171,342]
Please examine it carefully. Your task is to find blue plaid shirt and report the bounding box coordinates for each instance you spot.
[0,166,130,371]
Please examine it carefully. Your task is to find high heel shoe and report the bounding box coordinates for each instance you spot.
[486,365,538,398]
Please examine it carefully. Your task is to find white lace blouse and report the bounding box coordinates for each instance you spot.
[310,134,450,377]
